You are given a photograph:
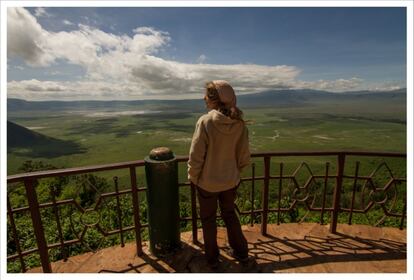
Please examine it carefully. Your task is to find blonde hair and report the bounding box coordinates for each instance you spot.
[205,81,244,122]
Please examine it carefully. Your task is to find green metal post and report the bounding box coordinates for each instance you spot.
[145,147,181,256]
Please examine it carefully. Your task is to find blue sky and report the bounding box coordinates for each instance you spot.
[7,7,406,100]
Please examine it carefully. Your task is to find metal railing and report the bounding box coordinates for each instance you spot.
[7,160,146,273]
[7,151,406,273]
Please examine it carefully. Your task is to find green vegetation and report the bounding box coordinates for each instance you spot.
[7,93,406,272]
[7,156,406,272]
[7,102,406,175]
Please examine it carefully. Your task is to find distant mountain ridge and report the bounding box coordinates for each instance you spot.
[8,88,406,112]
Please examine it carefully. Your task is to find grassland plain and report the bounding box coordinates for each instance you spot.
[8,101,406,170]
[8,100,406,206]
[7,100,406,199]
[7,96,407,272]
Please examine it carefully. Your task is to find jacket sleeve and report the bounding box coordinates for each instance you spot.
[237,125,251,171]
[187,118,208,185]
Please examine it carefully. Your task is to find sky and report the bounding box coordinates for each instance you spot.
[7,7,407,101]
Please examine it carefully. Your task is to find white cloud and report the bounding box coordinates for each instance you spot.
[7,79,149,101]
[366,82,403,92]
[294,77,364,92]
[9,79,66,92]
[34,8,50,18]
[62,19,74,26]
[7,7,55,66]
[47,70,62,76]
[7,7,405,101]
[196,54,207,64]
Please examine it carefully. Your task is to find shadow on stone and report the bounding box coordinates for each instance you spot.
[27,224,407,273]
[249,232,406,272]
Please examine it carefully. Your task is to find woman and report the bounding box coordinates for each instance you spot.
[188,80,250,269]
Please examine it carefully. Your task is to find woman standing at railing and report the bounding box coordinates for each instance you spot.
[188,80,251,269]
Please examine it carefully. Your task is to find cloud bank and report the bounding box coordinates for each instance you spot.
[7,7,403,101]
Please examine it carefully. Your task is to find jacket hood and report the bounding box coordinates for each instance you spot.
[208,109,243,135]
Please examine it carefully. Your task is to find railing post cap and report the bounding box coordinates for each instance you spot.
[148,147,175,161]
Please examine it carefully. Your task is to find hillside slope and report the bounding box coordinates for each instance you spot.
[8,121,86,158]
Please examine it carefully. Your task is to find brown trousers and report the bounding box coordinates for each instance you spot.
[196,186,248,263]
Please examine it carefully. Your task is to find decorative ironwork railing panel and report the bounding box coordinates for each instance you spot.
[7,161,146,273]
[7,151,406,273]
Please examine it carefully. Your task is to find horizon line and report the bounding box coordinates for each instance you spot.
[7,87,407,102]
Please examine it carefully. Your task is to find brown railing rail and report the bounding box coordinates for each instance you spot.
[7,150,406,273]
[7,160,146,273]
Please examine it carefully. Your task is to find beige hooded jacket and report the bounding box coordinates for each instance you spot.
[187,109,250,192]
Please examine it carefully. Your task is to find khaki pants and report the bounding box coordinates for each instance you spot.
[196,186,248,264]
